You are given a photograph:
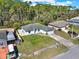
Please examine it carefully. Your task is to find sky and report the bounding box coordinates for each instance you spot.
[22,0,79,7]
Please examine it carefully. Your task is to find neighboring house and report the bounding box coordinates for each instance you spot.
[0,29,16,59]
[48,21,69,33]
[67,16,79,25]
[18,23,54,36]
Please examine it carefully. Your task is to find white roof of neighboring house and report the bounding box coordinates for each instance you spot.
[8,44,14,52]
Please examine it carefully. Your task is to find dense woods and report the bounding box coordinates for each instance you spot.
[0,0,79,29]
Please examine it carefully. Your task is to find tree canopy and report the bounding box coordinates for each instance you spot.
[0,0,79,29]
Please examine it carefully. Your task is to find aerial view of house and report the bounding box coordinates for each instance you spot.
[18,23,54,36]
[48,21,69,33]
[0,0,79,59]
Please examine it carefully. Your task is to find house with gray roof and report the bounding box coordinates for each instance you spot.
[48,21,69,33]
[18,23,54,36]
[67,16,79,25]
[0,30,15,47]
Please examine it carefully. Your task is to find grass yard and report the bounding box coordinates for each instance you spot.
[69,25,79,33]
[20,45,67,59]
[55,30,71,39]
[17,34,68,59]
[55,30,79,44]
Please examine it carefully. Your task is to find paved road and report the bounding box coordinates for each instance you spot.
[49,34,75,48]
[51,45,79,59]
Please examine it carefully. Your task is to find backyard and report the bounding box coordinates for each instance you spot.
[17,34,68,59]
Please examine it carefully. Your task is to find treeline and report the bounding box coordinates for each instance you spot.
[0,0,79,29]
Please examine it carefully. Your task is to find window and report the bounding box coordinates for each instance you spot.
[38,29,40,31]
[28,31,30,33]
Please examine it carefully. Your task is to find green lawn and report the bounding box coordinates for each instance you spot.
[55,30,71,39]
[69,25,79,33]
[20,45,67,59]
[55,30,79,44]
[17,34,68,59]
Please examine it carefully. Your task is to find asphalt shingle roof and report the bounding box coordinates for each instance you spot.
[49,21,68,28]
[0,30,7,40]
[21,23,54,32]
[67,19,79,23]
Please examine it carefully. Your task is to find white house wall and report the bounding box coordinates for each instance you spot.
[39,30,46,34]
[61,27,65,31]
[30,31,34,34]
[61,27,68,33]
[18,29,29,36]
[18,29,54,36]
[47,31,54,35]
[35,30,40,34]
